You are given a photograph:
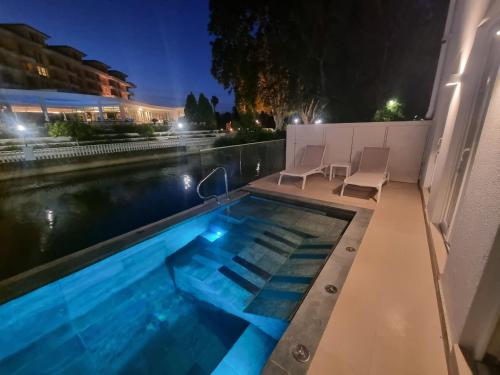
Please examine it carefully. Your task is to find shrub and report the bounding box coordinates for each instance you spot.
[214,128,285,147]
[47,121,95,141]
[134,124,155,138]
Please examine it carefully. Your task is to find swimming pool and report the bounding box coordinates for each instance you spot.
[0,191,371,374]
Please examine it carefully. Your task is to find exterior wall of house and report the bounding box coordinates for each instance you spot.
[0,24,133,99]
[442,63,500,358]
[421,0,500,362]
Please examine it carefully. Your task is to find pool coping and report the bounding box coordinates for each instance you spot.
[244,186,373,375]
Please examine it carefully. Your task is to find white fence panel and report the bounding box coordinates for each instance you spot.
[287,121,432,183]
[293,125,325,167]
[324,126,353,166]
[386,125,429,183]
[351,125,386,172]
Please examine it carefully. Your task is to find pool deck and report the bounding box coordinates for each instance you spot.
[249,173,448,375]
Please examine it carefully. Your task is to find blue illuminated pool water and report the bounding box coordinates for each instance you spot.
[0,195,349,374]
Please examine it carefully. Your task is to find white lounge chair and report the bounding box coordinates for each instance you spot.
[340,147,390,202]
[278,145,327,190]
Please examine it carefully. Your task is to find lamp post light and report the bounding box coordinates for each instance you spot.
[16,124,27,146]
[294,117,299,124]
[177,122,184,129]
[314,119,322,124]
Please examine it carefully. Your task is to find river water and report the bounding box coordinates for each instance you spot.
[0,141,285,281]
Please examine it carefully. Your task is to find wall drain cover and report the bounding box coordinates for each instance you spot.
[292,344,310,363]
[346,246,356,252]
[325,284,338,294]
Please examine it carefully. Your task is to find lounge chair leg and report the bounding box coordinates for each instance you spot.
[302,176,307,190]
[376,186,382,203]
[340,183,346,197]
[278,174,283,185]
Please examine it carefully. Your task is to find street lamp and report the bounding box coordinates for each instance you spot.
[177,122,184,129]
[293,117,299,124]
[16,124,27,146]
[314,119,322,124]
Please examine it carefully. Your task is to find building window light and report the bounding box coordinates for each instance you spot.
[36,65,49,78]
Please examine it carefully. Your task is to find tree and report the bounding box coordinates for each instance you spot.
[373,98,406,121]
[198,93,216,129]
[208,0,448,123]
[210,95,219,112]
[184,92,198,123]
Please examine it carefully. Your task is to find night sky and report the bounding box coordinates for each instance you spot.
[0,0,234,110]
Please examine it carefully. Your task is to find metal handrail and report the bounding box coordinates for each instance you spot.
[196,166,230,204]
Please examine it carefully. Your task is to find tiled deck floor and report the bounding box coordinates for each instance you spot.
[249,173,448,375]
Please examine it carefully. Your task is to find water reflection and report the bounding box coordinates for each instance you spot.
[0,141,285,281]
[45,209,55,229]
[182,175,192,190]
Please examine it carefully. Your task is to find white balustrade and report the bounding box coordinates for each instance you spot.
[0,137,215,164]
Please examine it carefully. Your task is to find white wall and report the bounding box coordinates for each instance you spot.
[421,0,492,191]
[286,121,431,183]
[442,63,500,358]
[419,0,500,362]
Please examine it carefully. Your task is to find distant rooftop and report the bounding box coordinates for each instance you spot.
[83,60,111,73]
[48,45,87,60]
[108,70,128,80]
[0,23,49,42]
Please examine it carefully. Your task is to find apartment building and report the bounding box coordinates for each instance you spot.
[0,24,134,99]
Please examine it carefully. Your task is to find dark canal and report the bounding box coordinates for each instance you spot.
[0,140,285,281]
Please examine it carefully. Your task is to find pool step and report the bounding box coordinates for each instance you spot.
[244,275,312,320]
[244,257,326,321]
[166,234,287,339]
[289,253,329,260]
[232,255,271,280]
[212,325,276,375]
[166,213,335,324]
[245,216,317,239]
[218,266,260,294]
[244,289,304,321]
[275,258,325,279]
[216,220,300,260]
[222,220,298,252]
[254,237,289,257]
[298,241,335,250]
[217,211,317,241]
[246,220,306,246]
